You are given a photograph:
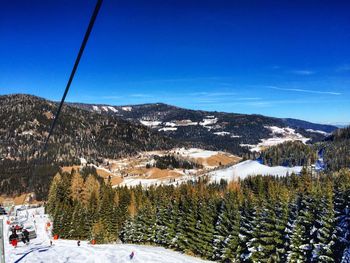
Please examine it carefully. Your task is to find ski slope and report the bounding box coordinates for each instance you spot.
[209,160,302,183]
[3,207,211,263]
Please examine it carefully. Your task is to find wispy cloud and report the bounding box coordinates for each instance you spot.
[336,64,350,72]
[129,94,153,98]
[267,86,341,95]
[100,95,122,100]
[189,91,236,97]
[289,70,315,75]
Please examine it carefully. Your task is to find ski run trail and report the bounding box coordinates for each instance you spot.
[2,207,211,263]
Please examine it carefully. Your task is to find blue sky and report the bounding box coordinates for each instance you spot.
[1,0,350,124]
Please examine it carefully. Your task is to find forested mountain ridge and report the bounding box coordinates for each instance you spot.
[259,125,350,171]
[0,94,173,198]
[71,101,338,155]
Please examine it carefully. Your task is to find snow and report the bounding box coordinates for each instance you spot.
[199,118,218,126]
[209,160,302,183]
[119,178,161,187]
[121,106,132,112]
[171,148,218,159]
[164,122,177,127]
[306,129,330,136]
[107,106,118,113]
[20,131,34,136]
[101,106,109,112]
[241,126,310,152]
[213,131,230,136]
[140,120,162,127]
[159,127,178,131]
[92,106,99,111]
[79,157,87,165]
[2,207,211,263]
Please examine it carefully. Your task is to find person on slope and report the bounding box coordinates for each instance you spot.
[9,232,18,247]
[22,228,30,244]
[129,251,135,260]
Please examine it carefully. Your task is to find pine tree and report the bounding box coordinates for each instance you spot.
[213,191,241,262]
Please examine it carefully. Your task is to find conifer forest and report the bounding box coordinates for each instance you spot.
[47,167,350,262]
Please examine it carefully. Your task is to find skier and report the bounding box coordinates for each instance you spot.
[129,251,135,260]
[9,232,18,247]
[22,228,30,244]
[77,240,81,246]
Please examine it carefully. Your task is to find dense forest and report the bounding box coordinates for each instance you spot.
[47,167,350,262]
[258,127,350,172]
[260,141,317,167]
[0,94,173,197]
[151,154,202,170]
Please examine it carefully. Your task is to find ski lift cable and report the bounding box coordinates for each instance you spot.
[43,0,103,151]
[23,0,103,206]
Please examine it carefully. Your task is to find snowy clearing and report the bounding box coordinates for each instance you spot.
[3,207,211,263]
[121,106,132,111]
[108,106,118,113]
[140,120,162,127]
[213,131,230,136]
[158,127,178,131]
[209,160,302,183]
[306,129,330,136]
[241,126,310,152]
[171,148,219,159]
[199,118,218,126]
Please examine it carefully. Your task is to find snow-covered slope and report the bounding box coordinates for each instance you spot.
[209,160,302,183]
[3,208,211,263]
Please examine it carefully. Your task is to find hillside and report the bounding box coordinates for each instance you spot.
[71,102,338,155]
[0,94,173,198]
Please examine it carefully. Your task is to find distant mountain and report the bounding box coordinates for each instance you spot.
[71,102,338,155]
[0,94,172,198]
[282,118,337,134]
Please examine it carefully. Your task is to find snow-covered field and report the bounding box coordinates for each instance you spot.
[241,126,310,152]
[171,148,219,159]
[2,207,211,263]
[209,160,302,183]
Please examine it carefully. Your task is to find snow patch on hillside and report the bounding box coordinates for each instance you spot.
[140,120,162,127]
[306,129,330,136]
[241,126,310,152]
[107,106,118,113]
[92,106,99,111]
[209,160,302,183]
[200,118,218,126]
[159,127,178,131]
[213,131,230,136]
[171,148,218,159]
[121,106,132,111]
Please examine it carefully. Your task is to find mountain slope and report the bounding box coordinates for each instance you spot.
[0,94,173,198]
[71,102,338,155]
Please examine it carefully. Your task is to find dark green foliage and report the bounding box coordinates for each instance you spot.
[0,94,173,197]
[260,141,316,167]
[46,167,350,262]
[153,154,202,170]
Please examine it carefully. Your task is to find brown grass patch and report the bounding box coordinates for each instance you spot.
[109,176,123,186]
[61,166,81,173]
[196,154,241,166]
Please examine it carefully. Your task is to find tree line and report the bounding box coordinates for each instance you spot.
[47,167,350,262]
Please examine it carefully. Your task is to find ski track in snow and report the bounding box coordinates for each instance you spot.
[3,208,210,263]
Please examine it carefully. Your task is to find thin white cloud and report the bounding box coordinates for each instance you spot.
[336,64,350,72]
[289,70,315,75]
[130,94,153,98]
[189,91,236,97]
[267,86,341,95]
